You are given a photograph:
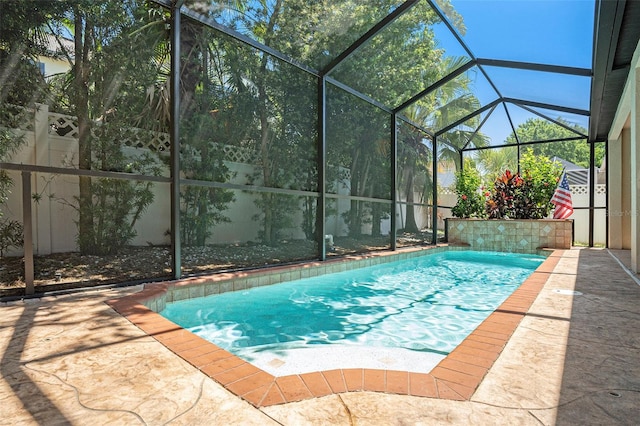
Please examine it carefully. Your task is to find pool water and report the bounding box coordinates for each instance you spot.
[161,250,543,373]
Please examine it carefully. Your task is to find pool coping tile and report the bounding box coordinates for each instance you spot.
[106,246,559,408]
[300,372,333,397]
[322,369,348,394]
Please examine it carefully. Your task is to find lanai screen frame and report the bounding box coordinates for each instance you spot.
[1,0,603,294]
[166,0,601,266]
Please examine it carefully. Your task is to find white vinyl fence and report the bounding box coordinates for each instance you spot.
[1,104,606,257]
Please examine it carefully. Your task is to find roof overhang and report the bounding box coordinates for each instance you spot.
[589,0,640,142]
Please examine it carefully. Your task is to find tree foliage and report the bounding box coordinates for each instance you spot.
[519,149,563,218]
[43,0,170,255]
[0,0,69,105]
[451,159,485,218]
[506,118,604,168]
[2,0,522,260]
[474,147,518,183]
[0,128,25,256]
[397,120,432,233]
[398,55,488,232]
[485,150,562,219]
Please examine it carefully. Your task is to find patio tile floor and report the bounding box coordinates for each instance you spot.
[105,249,559,408]
[2,248,639,425]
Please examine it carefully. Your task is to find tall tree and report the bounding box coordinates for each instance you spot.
[505,118,604,168]
[45,0,169,254]
[325,1,446,237]
[182,0,469,243]
[195,0,321,246]
[417,57,489,171]
[399,56,488,233]
[397,111,433,234]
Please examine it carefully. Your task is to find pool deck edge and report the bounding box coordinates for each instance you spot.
[106,247,562,408]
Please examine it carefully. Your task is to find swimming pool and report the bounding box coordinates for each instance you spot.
[161,250,544,375]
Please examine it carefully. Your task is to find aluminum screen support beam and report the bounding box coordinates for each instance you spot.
[170,1,182,279]
[437,99,501,136]
[515,102,588,137]
[461,104,497,151]
[476,58,592,77]
[461,136,587,153]
[391,115,398,251]
[322,0,419,76]
[432,136,438,245]
[589,140,596,246]
[318,77,327,260]
[504,97,590,117]
[22,171,34,295]
[394,60,476,113]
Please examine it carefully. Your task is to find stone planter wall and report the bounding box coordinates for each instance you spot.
[446,219,573,253]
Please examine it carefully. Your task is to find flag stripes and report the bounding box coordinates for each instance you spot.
[551,171,573,219]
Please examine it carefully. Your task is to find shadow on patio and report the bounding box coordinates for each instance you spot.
[555,249,640,424]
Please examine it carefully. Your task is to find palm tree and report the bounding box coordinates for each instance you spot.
[435,100,489,171]
[398,57,488,233]
[475,147,518,183]
[397,107,433,233]
[409,58,489,170]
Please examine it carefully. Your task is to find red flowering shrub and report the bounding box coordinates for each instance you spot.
[486,150,562,219]
[453,151,562,220]
[486,169,527,218]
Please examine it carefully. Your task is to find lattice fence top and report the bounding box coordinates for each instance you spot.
[439,187,454,195]
[49,112,79,138]
[436,184,605,197]
[221,144,259,164]
[572,185,588,195]
[571,184,607,196]
[120,128,171,152]
[45,110,261,163]
[15,107,613,186]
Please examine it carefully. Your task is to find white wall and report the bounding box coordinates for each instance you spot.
[607,38,640,270]
[2,104,610,257]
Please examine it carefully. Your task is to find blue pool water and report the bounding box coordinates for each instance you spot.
[161,250,544,373]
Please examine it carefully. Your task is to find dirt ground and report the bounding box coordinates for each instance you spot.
[0,233,435,297]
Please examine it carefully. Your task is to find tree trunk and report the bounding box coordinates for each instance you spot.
[258,83,274,245]
[404,170,420,233]
[75,10,95,254]
[255,1,282,247]
[371,202,382,236]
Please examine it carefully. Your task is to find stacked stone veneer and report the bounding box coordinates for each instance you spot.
[446,219,573,253]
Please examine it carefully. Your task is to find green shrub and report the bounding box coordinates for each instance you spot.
[486,150,562,219]
[0,125,26,256]
[452,160,486,218]
[74,125,164,255]
[519,149,563,219]
[0,219,23,257]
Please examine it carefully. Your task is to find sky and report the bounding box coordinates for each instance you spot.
[438,0,596,144]
[453,0,595,67]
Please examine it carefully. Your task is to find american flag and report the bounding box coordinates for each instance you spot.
[551,171,573,219]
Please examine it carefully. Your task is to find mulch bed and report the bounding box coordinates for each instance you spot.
[0,233,435,298]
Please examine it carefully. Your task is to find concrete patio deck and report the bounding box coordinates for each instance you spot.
[1,248,639,425]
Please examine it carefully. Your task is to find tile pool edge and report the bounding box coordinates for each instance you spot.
[106,246,563,407]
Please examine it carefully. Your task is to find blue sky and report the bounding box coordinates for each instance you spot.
[453,0,595,67]
[438,0,596,144]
